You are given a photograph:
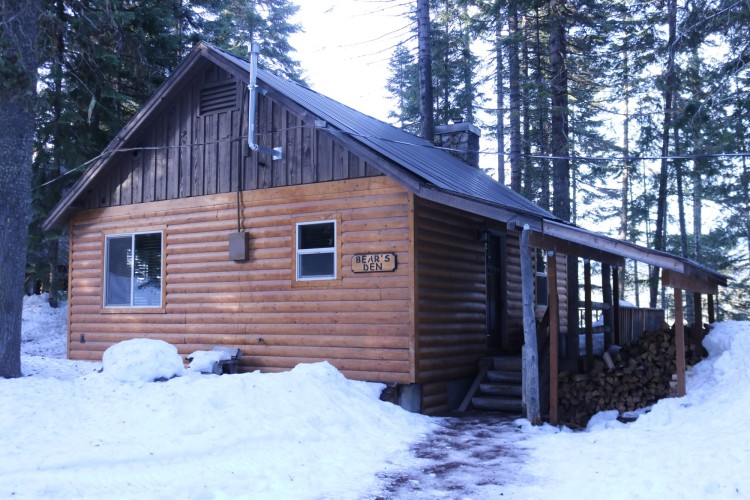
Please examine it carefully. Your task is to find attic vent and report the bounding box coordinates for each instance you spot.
[200,81,238,115]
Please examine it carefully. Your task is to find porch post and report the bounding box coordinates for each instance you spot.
[674,287,686,397]
[612,265,621,345]
[520,227,541,424]
[584,259,593,369]
[707,294,715,324]
[602,263,613,348]
[547,251,560,426]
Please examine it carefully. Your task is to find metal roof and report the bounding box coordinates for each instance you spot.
[208,45,557,222]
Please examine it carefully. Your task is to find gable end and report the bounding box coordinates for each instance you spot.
[199,80,239,115]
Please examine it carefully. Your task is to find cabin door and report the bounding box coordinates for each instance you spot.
[485,233,508,352]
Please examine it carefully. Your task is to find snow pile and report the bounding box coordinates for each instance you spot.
[20,293,68,357]
[4,296,436,499]
[101,338,185,383]
[187,349,231,373]
[513,321,750,499]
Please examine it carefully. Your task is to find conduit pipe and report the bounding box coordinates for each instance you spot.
[247,42,282,160]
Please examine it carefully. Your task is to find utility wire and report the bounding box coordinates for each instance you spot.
[34,123,750,191]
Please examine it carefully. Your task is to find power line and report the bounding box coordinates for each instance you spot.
[34,122,750,191]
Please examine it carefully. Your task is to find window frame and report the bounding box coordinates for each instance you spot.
[295,219,338,282]
[103,230,164,309]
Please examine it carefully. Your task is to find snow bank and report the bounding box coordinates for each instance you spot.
[6,301,436,499]
[21,293,68,358]
[512,321,750,499]
[12,293,750,498]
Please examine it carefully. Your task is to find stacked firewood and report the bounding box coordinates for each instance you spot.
[557,326,705,428]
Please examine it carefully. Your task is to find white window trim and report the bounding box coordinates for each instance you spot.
[295,220,337,281]
[103,230,163,308]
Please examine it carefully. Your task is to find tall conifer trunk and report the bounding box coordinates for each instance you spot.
[496,6,506,184]
[417,0,434,140]
[620,39,631,297]
[549,0,570,220]
[47,0,66,309]
[535,7,550,210]
[650,0,676,308]
[508,0,522,192]
[522,18,532,200]
[0,0,39,378]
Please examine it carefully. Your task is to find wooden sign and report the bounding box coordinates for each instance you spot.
[352,253,397,273]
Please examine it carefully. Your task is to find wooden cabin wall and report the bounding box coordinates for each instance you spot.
[555,252,569,338]
[484,232,569,353]
[67,176,415,384]
[83,65,381,210]
[504,230,525,350]
[413,199,487,414]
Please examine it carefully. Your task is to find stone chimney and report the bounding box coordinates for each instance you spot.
[434,122,481,167]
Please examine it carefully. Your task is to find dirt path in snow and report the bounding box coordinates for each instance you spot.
[373,412,530,499]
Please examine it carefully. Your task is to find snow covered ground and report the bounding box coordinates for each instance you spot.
[3,294,750,499]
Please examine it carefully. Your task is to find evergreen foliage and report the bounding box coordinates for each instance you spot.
[28,0,303,302]
[382,0,750,311]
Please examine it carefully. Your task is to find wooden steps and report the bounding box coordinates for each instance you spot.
[460,356,523,415]
[472,396,523,412]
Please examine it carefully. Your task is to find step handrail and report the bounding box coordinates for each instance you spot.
[458,358,493,412]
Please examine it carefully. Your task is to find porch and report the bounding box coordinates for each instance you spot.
[518,220,729,425]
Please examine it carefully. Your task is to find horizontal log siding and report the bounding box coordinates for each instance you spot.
[67,176,415,383]
[421,381,449,415]
[83,67,381,211]
[414,199,486,413]
[504,230,525,350]
[504,230,571,347]
[556,252,569,336]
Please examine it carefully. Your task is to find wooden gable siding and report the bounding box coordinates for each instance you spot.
[413,199,487,413]
[83,65,381,210]
[67,176,415,384]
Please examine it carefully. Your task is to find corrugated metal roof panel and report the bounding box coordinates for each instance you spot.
[211,46,556,221]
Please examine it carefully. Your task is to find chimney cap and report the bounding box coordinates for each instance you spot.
[434,122,481,137]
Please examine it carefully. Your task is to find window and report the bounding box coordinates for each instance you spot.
[296,221,336,280]
[104,232,163,307]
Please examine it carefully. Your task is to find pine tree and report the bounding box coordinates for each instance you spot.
[1,0,39,378]
[386,43,420,135]
[416,0,434,139]
[198,0,302,80]
[549,0,570,221]
[386,0,481,143]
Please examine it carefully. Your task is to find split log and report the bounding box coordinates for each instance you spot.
[557,325,707,428]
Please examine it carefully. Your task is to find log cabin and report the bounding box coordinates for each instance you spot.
[44,43,728,420]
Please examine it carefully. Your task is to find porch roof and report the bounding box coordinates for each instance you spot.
[528,220,729,294]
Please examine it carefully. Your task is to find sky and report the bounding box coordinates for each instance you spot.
[288,2,501,176]
[290,1,412,122]
[6,293,750,498]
